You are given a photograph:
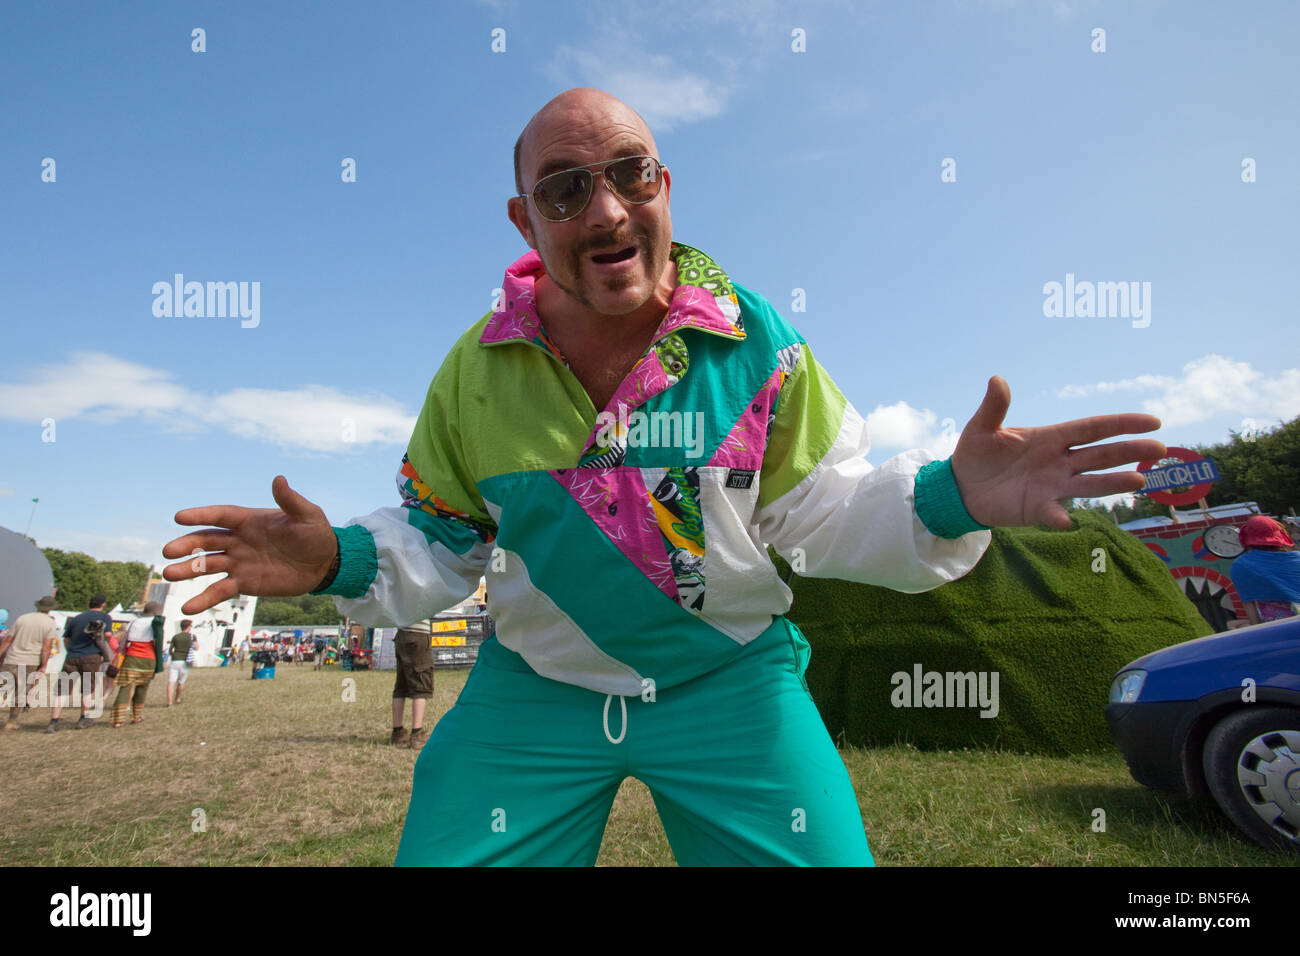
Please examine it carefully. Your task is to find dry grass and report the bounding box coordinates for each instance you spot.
[0,664,1293,867]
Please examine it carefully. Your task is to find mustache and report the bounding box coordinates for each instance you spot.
[579,234,644,256]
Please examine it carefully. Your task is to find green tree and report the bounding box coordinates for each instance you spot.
[93,561,151,610]
[1194,416,1299,516]
[42,550,152,611]
[253,594,344,626]
[42,549,97,610]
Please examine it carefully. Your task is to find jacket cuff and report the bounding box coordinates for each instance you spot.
[310,525,378,599]
[914,457,992,539]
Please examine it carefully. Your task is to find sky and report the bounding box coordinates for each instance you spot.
[1,0,1297,568]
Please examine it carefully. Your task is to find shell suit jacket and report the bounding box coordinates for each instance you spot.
[315,242,993,697]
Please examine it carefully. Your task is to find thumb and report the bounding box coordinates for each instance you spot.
[271,475,317,520]
[965,376,1011,435]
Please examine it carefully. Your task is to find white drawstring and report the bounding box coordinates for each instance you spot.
[602,693,627,745]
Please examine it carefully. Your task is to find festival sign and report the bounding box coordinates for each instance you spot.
[1137,447,1220,506]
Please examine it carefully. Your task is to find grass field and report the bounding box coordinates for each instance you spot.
[1,663,1295,867]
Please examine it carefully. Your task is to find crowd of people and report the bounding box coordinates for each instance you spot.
[0,595,204,730]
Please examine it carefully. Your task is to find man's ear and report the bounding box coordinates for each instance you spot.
[507,197,537,250]
[661,166,671,205]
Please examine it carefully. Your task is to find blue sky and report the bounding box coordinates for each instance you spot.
[1,0,1297,566]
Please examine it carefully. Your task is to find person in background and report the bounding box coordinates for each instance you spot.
[0,596,59,731]
[50,594,116,730]
[236,636,249,669]
[313,635,327,670]
[166,619,196,706]
[111,602,164,727]
[1230,516,1300,624]
[391,627,434,751]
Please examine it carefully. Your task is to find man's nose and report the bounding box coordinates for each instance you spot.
[582,173,629,228]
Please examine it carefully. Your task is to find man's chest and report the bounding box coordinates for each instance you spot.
[562,346,646,412]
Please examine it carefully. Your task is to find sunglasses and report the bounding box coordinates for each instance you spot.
[518,155,667,222]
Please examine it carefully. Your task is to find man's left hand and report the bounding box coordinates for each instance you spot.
[950,376,1166,532]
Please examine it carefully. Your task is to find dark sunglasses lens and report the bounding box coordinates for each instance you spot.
[607,157,661,202]
[535,169,593,220]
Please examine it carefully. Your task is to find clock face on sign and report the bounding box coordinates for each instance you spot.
[1204,523,1244,559]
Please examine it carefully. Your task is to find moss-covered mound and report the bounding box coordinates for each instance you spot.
[783,510,1213,754]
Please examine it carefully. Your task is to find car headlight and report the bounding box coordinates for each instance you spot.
[1108,669,1147,704]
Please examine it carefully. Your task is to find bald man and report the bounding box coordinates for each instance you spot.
[164,88,1164,866]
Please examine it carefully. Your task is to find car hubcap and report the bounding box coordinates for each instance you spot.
[1236,730,1300,842]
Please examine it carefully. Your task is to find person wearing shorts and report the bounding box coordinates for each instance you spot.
[1,596,59,731]
[391,628,434,751]
[51,594,116,730]
[166,619,195,706]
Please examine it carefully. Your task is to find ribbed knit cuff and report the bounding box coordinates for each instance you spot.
[309,524,378,599]
[914,457,992,539]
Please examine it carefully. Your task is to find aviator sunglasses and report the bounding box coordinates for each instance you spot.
[517,155,667,222]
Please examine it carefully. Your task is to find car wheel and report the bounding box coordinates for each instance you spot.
[1202,706,1300,852]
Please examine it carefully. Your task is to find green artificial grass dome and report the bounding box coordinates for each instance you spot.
[782,509,1214,754]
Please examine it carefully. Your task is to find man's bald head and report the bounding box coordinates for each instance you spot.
[513,88,657,195]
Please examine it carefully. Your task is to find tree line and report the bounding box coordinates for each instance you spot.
[41,549,151,612]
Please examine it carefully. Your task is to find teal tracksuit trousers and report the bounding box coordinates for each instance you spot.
[394,618,874,866]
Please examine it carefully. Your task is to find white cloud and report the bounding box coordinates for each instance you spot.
[535,0,805,133]
[202,386,415,453]
[1056,355,1300,428]
[865,401,961,456]
[0,352,190,423]
[544,49,731,133]
[0,353,417,453]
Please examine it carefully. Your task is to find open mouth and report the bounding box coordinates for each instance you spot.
[590,246,637,264]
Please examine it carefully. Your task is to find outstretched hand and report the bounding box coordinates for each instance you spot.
[950,376,1165,531]
[160,476,338,615]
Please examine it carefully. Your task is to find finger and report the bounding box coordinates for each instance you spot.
[180,577,240,616]
[162,552,234,583]
[1053,413,1163,448]
[162,529,235,560]
[271,475,318,521]
[173,506,251,530]
[965,376,1010,435]
[1067,439,1168,474]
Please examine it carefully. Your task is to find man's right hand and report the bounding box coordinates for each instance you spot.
[161,476,339,615]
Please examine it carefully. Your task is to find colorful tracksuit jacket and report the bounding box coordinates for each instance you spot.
[318,242,993,697]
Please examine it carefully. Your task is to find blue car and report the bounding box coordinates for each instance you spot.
[1106,615,1300,852]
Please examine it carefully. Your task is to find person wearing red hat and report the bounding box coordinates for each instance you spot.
[1229,516,1300,624]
